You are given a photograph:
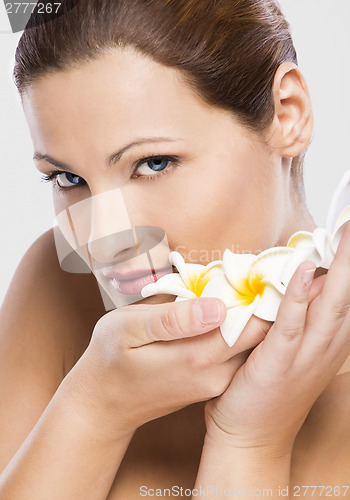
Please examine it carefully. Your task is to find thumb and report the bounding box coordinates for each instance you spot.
[130,297,227,347]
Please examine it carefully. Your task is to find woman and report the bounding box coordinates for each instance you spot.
[0,0,349,497]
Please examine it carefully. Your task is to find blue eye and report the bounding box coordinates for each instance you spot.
[56,172,85,188]
[41,171,86,189]
[135,157,172,176]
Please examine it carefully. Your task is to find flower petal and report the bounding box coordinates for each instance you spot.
[251,247,295,286]
[222,249,256,288]
[201,271,242,308]
[281,229,334,286]
[219,296,260,347]
[326,170,350,232]
[254,282,284,321]
[311,228,333,268]
[287,231,314,249]
[332,205,350,254]
[334,205,350,233]
[287,229,333,269]
[140,272,196,299]
[204,260,224,271]
[169,251,206,288]
[280,246,319,286]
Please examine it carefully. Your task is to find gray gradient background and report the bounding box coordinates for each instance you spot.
[1,0,349,305]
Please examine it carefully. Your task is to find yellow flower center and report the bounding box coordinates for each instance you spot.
[234,271,266,306]
[187,270,213,297]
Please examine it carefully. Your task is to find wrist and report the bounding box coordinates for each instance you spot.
[195,432,292,495]
[204,424,293,463]
[60,352,137,443]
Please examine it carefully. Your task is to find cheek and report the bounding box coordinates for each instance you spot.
[163,172,273,261]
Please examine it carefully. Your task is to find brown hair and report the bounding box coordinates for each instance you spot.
[13,0,305,183]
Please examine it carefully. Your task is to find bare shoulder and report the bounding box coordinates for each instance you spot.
[0,228,105,378]
[0,229,105,472]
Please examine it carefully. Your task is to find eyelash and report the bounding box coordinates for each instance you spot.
[40,154,180,191]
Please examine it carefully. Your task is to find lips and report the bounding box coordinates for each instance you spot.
[105,267,173,295]
[105,268,159,281]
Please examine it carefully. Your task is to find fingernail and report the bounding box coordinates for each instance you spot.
[195,300,222,325]
[302,267,316,287]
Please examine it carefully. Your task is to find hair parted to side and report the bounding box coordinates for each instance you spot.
[13,0,305,181]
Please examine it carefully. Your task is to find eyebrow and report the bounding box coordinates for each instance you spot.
[33,137,182,172]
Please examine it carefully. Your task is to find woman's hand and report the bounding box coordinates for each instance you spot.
[205,221,350,455]
[63,291,271,442]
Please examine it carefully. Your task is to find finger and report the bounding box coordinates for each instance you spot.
[259,260,316,365]
[314,221,350,339]
[126,297,227,347]
[308,272,327,304]
[305,223,350,355]
[298,222,350,360]
[328,310,350,357]
[170,313,271,367]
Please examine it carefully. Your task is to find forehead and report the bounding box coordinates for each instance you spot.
[22,47,242,154]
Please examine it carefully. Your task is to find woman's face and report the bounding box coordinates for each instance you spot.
[23,47,298,306]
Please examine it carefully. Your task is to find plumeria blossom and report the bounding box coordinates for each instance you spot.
[141,247,294,347]
[141,251,224,300]
[200,247,294,346]
[280,204,350,287]
[280,170,350,286]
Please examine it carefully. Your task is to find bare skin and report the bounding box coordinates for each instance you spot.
[1,48,349,498]
[1,230,349,499]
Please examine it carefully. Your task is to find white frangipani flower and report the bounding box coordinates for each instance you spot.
[141,251,223,300]
[281,204,350,286]
[141,247,294,348]
[201,247,294,346]
[280,171,350,286]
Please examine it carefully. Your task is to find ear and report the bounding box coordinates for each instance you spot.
[267,62,314,157]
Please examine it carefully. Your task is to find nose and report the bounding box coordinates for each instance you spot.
[87,188,138,266]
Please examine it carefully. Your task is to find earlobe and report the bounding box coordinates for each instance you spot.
[268,62,314,157]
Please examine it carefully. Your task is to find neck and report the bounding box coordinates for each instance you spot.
[279,194,317,247]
